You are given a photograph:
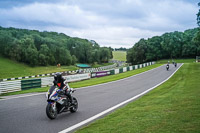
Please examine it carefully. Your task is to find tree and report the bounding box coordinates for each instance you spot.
[0,26,113,66]
[91,49,100,63]
[56,47,72,65]
[197,2,200,26]
[0,30,14,56]
[26,44,38,66]
[38,44,50,66]
[195,2,200,56]
[100,47,111,63]
[71,55,78,65]
[127,28,199,65]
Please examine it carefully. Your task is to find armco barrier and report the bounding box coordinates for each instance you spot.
[119,68,123,73]
[115,69,120,74]
[130,66,133,70]
[110,70,115,75]
[123,67,127,72]
[135,65,138,69]
[21,79,41,90]
[41,73,91,87]
[0,80,21,94]
[64,73,91,82]
[41,77,54,87]
[91,71,110,78]
[0,64,117,82]
[92,63,155,78]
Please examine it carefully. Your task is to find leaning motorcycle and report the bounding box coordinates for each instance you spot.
[46,86,78,119]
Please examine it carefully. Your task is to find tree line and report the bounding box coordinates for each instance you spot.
[0,27,113,66]
[127,28,200,64]
[128,3,200,65]
[114,47,127,51]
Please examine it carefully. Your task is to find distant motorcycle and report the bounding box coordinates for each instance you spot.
[46,86,78,119]
[166,64,169,71]
[174,63,177,67]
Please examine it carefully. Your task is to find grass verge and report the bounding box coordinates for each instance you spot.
[156,59,196,64]
[0,56,78,79]
[75,63,200,133]
[0,64,162,96]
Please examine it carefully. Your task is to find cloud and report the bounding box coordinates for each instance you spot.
[45,25,163,48]
[0,2,99,28]
[0,0,198,48]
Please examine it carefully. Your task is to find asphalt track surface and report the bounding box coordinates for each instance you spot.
[0,64,182,133]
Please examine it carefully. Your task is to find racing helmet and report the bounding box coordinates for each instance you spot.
[54,72,62,83]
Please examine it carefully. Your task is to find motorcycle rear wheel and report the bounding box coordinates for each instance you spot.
[46,103,57,119]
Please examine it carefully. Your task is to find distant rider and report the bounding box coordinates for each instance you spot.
[166,61,170,70]
[53,72,74,105]
[174,62,177,67]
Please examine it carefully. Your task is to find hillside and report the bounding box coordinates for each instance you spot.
[112,51,127,61]
[0,26,112,66]
[0,56,77,79]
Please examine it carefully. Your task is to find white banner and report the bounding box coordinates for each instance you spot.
[64,73,91,82]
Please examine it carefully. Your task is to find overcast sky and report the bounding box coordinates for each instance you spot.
[0,0,199,48]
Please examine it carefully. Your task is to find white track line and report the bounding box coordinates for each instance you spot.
[59,63,183,133]
[0,92,46,101]
[0,64,163,101]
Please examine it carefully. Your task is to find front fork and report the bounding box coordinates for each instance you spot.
[49,102,56,111]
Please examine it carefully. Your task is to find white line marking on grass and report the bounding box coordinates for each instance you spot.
[59,63,183,133]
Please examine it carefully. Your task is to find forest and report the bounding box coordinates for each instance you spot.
[127,28,200,64]
[0,26,113,66]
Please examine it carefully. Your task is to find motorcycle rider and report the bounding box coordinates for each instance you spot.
[166,61,169,70]
[53,72,74,105]
[174,62,177,67]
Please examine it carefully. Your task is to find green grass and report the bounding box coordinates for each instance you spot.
[156,59,196,64]
[0,56,113,79]
[0,64,162,96]
[75,63,200,133]
[91,63,114,68]
[0,56,78,79]
[112,51,127,61]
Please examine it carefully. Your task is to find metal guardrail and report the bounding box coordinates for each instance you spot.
[0,64,117,82]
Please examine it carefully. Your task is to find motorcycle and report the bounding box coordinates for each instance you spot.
[46,86,78,119]
[174,63,177,67]
[166,64,169,71]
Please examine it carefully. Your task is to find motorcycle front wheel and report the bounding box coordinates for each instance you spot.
[46,103,57,119]
[70,97,78,113]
